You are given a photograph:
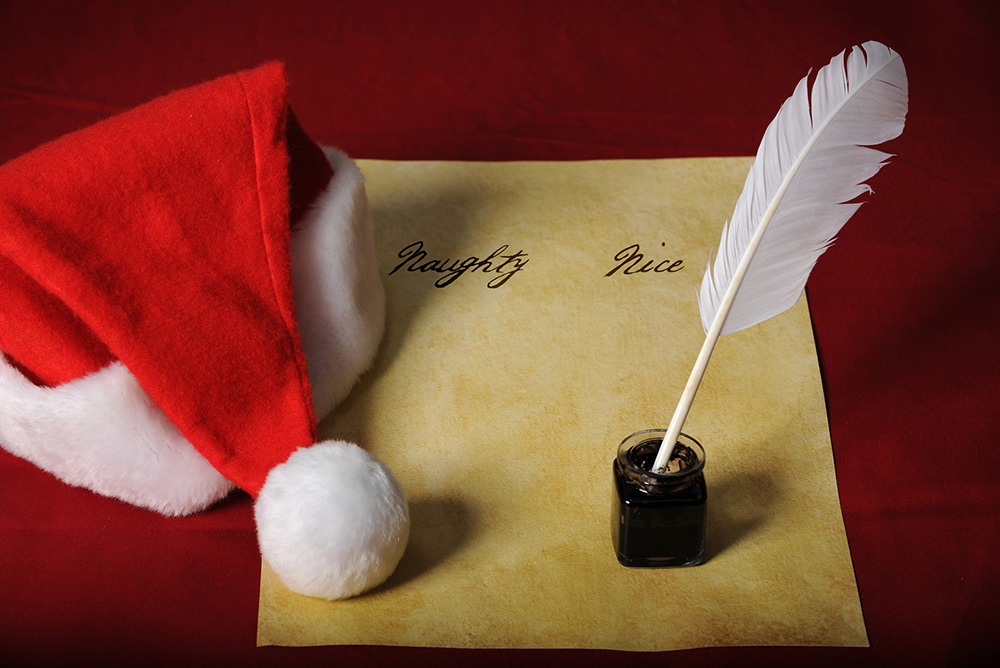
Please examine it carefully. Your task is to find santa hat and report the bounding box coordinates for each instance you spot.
[0,63,409,600]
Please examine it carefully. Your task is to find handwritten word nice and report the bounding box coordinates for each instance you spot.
[389,240,529,288]
[605,243,685,277]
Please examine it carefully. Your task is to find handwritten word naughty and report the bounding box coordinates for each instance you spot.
[605,243,684,277]
[389,241,529,288]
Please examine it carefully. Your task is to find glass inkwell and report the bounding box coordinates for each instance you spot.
[611,429,707,567]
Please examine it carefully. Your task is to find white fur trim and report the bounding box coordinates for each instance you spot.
[0,356,234,515]
[0,148,384,516]
[254,441,409,599]
[292,148,385,420]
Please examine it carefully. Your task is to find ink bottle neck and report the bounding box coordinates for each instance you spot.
[616,430,705,495]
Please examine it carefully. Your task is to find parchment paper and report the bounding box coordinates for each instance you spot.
[257,158,868,651]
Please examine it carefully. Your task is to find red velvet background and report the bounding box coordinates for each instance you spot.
[1,1,997,666]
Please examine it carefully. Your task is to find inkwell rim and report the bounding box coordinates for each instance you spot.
[616,428,705,493]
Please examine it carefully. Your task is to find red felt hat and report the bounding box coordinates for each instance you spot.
[0,63,408,600]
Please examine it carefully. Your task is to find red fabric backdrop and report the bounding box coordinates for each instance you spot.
[1,1,998,666]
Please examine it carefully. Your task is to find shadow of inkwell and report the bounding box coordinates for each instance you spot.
[703,464,782,562]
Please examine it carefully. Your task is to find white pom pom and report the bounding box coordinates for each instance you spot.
[254,441,409,600]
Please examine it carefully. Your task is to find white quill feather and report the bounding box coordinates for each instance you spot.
[653,41,908,472]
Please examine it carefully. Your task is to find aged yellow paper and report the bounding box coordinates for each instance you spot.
[257,158,867,651]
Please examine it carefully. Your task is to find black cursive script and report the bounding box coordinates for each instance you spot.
[389,240,529,288]
[605,243,684,277]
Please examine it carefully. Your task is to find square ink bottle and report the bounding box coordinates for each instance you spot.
[611,429,707,567]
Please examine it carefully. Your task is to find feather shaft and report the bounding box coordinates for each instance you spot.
[652,191,779,472]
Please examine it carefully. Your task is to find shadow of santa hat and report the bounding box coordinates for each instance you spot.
[0,63,408,600]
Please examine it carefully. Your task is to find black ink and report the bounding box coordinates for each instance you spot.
[605,243,685,277]
[388,240,529,288]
